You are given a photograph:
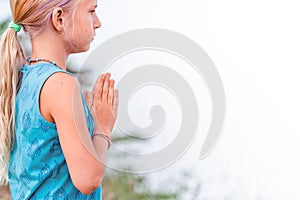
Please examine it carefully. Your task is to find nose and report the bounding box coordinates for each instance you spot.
[94,14,101,29]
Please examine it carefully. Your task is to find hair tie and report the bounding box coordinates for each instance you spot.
[9,22,21,32]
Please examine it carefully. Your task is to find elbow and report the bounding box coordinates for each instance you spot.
[72,169,105,195]
[75,182,99,195]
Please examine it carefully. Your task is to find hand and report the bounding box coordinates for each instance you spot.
[90,73,119,136]
[84,90,93,110]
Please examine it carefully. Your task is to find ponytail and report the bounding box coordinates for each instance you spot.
[0,26,26,185]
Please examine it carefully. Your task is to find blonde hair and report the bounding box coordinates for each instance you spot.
[0,0,80,185]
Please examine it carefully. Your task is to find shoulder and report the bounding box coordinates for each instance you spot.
[43,71,79,94]
[46,70,77,84]
[40,71,82,114]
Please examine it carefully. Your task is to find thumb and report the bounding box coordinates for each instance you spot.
[84,90,94,109]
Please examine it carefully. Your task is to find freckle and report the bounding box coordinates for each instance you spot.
[85,29,87,32]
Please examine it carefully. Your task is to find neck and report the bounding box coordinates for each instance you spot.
[30,31,69,70]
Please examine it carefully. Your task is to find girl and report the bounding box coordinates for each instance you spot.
[0,0,118,199]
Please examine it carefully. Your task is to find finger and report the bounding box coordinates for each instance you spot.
[92,74,102,92]
[101,74,110,103]
[108,79,115,107]
[112,89,119,118]
[93,74,105,100]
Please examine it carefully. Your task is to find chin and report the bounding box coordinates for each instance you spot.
[71,45,91,54]
[81,43,91,52]
[81,46,90,52]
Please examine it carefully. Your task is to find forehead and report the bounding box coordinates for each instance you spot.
[78,0,97,7]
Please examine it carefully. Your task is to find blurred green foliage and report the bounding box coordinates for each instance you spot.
[103,169,180,200]
[0,18,9,35]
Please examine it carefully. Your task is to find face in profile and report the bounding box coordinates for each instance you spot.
[67,0,101,53]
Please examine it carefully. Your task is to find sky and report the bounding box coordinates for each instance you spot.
[1,0,300,199]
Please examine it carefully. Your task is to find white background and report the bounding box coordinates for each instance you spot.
[1,0,300,199]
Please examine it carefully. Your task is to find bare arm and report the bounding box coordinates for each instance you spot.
[40,72,118,194]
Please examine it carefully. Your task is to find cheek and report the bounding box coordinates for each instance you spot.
[75,14,93,32]
[82,28,93,42]
[79,19,94,37]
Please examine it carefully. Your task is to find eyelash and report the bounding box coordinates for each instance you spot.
[90,10,96,13]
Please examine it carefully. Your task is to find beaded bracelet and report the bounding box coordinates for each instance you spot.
[92,132,111,150]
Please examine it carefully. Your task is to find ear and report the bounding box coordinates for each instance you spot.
[51,7,65,33]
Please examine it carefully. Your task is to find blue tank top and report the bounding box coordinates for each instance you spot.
[9,63,102,199]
